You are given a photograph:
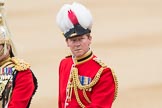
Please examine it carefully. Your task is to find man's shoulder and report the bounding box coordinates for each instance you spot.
[11,57,30,71]
[61,54,72,61]
[59,55,73,67]
[93,57,107,68]
[65,54,72,58]
[93,57,118,101]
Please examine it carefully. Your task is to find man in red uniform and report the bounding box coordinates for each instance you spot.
[0,1,37,108]
[56,2,118,108]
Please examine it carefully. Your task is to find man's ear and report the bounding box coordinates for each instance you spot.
[88,36,92,45]
[89,36,92,40]
[66,39,70,47]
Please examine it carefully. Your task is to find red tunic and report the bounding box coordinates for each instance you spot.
[8,69,35,108]
[59,52,116,108]
[0,57,37,108]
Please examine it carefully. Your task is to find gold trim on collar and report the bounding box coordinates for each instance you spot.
[74,50,93,65]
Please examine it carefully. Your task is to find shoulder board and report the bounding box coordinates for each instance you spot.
[93,57,107,68]
[11,57,30,71]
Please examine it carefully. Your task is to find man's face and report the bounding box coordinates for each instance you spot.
[66,34,92,58]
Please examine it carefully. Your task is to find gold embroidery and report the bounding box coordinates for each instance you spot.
[11,57,30,71]
[94,57,118,101]
[68,65,106,108]
[111,70,118,101]
[66,56,118,107]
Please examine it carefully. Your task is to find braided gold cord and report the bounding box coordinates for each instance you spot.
[83,89,91,103]
[94,57,118,101]
[72,68,85,108]
[66,57,118,107]
[71,66,106,108]
[73,67,105,90]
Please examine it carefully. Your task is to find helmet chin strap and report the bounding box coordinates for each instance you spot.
[3,40,7,54]
[0,46,4,56]
[0,43,9,57]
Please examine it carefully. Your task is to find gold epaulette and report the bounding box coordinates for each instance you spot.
[93,57,118,101]
[93,57,107,68]
[11,57,30,71]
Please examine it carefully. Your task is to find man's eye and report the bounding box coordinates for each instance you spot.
[71,39,76,42]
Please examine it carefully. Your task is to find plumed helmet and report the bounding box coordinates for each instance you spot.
[56,2,93,38]
[0,0,16,57]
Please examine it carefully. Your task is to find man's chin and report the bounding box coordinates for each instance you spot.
[74,53,83,58]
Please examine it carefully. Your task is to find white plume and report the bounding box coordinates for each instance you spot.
[71,2,93,29]
[56,2,93,34]
[56,4,74,33]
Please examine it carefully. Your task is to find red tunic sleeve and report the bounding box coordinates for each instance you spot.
[86,68,115,108]
[8,69,35,108]
[58,58,73,108]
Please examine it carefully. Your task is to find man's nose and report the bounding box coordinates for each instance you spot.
[74,39,81,45]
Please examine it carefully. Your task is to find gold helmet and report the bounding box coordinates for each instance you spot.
[0,0,16,57]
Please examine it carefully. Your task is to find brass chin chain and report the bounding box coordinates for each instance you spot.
[71,66,106,108]
[0,47,4,56]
